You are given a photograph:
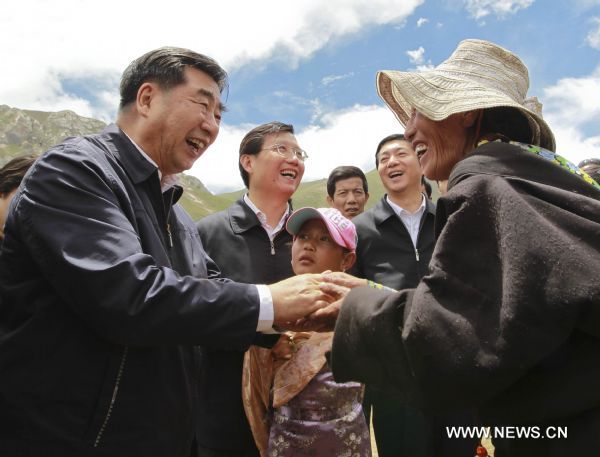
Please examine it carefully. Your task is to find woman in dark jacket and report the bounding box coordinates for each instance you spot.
[326,39,600,457]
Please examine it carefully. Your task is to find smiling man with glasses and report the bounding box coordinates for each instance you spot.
[195,121,305,457]
[262,143,308,162]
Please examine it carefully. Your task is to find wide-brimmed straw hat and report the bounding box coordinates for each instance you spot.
[376,39,556,151]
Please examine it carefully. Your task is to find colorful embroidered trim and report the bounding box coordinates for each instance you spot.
[477,139,600,190]
[367,280,396,292]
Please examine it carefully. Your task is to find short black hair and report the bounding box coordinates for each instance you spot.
[119,46,228,110]
[238,121,295,188]
[0,154,37,195]
[375,133,406,168]
[326,166,368,198]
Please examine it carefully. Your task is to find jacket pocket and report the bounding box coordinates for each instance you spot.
[83,346,129,448]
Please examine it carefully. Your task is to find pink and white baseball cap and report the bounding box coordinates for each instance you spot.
[286,207,357,251]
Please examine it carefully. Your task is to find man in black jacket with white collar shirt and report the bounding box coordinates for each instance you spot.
[196,121,305,457]
[0,48,327,457]
[351,133,437,457]
[352,133,476,457]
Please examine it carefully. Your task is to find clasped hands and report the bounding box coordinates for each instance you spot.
[267,272,367,332]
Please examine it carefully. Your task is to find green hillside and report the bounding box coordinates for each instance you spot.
[178,174,233,220]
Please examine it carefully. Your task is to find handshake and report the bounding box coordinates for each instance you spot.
[267,272,367,332]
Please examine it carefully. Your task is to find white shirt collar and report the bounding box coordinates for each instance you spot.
[386,193,426,217]
[243,193,290,240]
[386,193,427,248]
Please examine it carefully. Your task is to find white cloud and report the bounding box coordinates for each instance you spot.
[543,66,600,127]
[415,64,436,72]
[463,0,534,20]
[405,47,434,71]
[575,0,600,7]
[406,46,426,64]
[321,72,355,86]
[299,105,405,180]
[267,91,325,124]
[416,17,429,27]
[188,105,402,193]
[586,17,600,49]
[550,126,600,165]
[188,123,253,193]
[0,0,423,118]
[542,65,600,164]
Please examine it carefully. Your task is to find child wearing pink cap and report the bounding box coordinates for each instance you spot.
[242,208,371,457]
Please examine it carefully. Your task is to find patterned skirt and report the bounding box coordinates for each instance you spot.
[267,367,371,457]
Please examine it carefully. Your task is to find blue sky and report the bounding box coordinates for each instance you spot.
[2,0,599,192]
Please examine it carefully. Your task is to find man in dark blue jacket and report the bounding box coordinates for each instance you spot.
[196,121,305,457]
[0,47,329,457]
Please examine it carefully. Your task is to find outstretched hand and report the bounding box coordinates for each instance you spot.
[299,272,367,332]
[321,271,368,289]
[269,272,369,332]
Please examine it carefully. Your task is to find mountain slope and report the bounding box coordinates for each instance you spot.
[0,104,106,163]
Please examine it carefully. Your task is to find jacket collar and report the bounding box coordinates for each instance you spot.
[229,197,293,234]
[101,124,183,204]
[229,197,265,234]
[373,194,435,226]
[101,124,158,185]
[372,195,396,225]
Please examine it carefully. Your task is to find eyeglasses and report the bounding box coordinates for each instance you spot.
[262,144,308,162]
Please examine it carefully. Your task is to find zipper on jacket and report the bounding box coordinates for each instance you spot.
[414,201,432,263]
[270,238,275,255]
[94,346,129,448]
[165,189,175,249]
[166,223,173,248]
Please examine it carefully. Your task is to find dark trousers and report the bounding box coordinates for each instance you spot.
[364,386,479,457]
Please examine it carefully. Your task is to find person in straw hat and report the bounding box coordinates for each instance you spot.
[314,39,600,456]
